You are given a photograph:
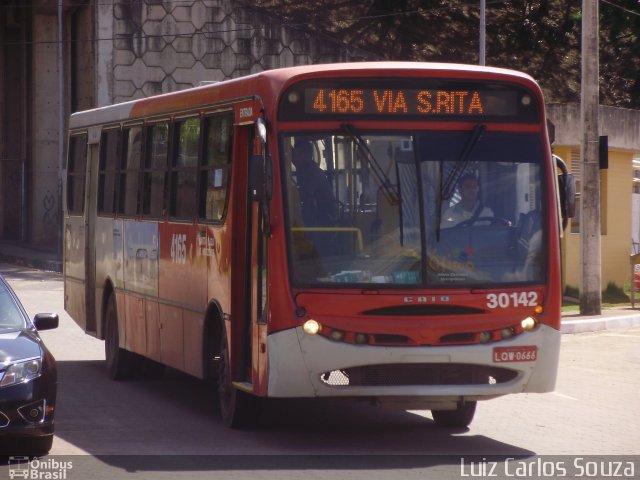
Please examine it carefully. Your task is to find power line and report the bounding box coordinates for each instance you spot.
[601,0,640,17]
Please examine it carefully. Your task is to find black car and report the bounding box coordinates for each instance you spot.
[0,274,58,455]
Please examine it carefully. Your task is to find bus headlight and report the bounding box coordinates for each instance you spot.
[303,319,322,335]
[520,317,538,331]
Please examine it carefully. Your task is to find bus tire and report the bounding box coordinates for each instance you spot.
[104,293,139,381]
[217,328,261,428]
[431,401,477,428]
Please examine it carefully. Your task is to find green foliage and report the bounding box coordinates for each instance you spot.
[563,282,630,307]
[563,284,579,299]
[603,282,630,303]
[252,0,640,109]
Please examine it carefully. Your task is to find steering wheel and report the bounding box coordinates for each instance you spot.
[454,216,511,228]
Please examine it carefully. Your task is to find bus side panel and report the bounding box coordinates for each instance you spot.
[158,223,207,308]
[118,221,159,357]
[158,303,184,371]
[123,221,159,298]
[184,310,205,378]
[205,224,232,330]
[94,217,124,339]
[159,223,207,375]
[64,216,87,331]
[124,294,147,356]
[145,300,161,362]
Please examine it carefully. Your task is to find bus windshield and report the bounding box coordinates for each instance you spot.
[283,130,545,288]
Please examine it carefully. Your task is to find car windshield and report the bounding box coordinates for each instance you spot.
[283,130,546,287]
[0,281,26,331]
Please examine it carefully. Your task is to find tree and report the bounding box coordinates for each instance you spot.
[251,0,640,109]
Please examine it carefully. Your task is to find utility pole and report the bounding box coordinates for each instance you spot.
[580,0,602,315]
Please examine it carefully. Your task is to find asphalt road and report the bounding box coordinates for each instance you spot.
[1,264,638,480]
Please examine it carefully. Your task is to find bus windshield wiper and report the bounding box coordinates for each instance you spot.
[435,124,486,239]
[342,123,400,205]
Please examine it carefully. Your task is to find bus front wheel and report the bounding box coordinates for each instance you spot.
[431,401,477,428]
[217,328,261,428]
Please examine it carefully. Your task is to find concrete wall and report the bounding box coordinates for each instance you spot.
[99,0,372,105]
[31,14,61,246]
[1,0,373,251]
[548,103,640,152]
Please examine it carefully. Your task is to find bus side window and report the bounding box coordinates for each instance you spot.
[171,117,200,219]
[143,122,169,218]
[67,133,88,215]
[98,128,120,216]
[200,113,233,222]
[120,125,143,216]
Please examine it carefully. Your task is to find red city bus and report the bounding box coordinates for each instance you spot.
[64,62,574,428]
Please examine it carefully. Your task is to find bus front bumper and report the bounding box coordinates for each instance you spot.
[267,323,560,405]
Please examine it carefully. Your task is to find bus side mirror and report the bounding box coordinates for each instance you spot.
[249,154,273,202]
[554,155,576,231]
[559,173,576,219]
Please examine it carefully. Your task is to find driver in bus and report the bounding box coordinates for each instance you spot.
[292,140,337,227]
[441,173,494,227]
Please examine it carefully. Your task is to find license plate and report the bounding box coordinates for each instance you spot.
[493,345,537,362]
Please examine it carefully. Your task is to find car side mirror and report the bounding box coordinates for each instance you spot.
[33,313,59,331]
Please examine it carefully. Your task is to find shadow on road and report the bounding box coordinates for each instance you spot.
[9,358,536,475]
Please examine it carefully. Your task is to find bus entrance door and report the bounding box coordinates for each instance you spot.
[230,125,260,388]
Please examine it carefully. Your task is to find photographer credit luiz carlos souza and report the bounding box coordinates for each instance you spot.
[460,457,636,478]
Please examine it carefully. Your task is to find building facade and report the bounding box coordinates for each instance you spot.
[0,0,372,251]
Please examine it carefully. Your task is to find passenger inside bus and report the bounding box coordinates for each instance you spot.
[441,173,494,227]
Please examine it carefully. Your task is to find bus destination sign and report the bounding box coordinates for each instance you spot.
[279,79,539,122]
[305,88,518,117]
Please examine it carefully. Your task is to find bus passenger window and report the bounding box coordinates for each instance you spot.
[200,113,233,222]
[67,134,88,215]
[98,128,120,216]
[143,122,168,218]
[120,126,143,216]
[171,117,200,219]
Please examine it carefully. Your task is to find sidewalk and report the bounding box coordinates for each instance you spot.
[560,306,640,333]
[1,241,640,334]
[0,241,62,273]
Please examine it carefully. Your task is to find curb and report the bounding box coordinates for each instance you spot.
[0,252,62,274]
[561,313,640,333]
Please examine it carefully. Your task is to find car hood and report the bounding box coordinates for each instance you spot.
[0,329,42,364]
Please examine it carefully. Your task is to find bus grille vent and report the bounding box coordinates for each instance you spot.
[319,363,518,387]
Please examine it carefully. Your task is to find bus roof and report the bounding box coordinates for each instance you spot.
[69,62,539,129]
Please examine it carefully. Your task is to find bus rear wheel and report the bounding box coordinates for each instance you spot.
[217,328,261,428]
[431,401,477,428]
[104,293,139,380]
